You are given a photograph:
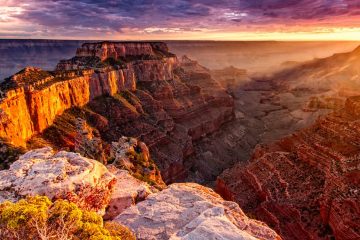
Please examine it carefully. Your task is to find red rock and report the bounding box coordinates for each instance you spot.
[216,96,360,240]
[0,67,136,147]
[0,42,234,184]
[0,42,178,147]
[75,42,170,61]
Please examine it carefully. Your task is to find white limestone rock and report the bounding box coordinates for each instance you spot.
[0,147,116,213]
[114,183,280,240]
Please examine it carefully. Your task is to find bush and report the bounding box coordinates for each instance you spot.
[0,196,135,240]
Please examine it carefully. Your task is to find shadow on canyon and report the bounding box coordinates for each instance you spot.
[0,41,359,239]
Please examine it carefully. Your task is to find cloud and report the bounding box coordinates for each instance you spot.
[1,0,360,38]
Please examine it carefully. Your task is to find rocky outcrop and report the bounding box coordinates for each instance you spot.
[0,42,180,147]
[217,96,360,240]
[115,183,281,240]
[0,66,136,147]
[0,147,116,213]
[345,95,360,117]
[104,166,155,221]
[9,42,235,184]
[211,65,250,90]
[109,136,165,188]
[0,148,281,240]
[306,96,343,111]
[74,118,107,163]
[58,42,178,82]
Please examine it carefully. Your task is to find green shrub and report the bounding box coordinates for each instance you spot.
[0,196,135,240]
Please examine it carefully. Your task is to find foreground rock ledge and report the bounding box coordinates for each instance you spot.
[0,147,116,213]
[115,183,281,240]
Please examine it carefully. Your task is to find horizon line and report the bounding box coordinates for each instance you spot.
[1,38,360,42]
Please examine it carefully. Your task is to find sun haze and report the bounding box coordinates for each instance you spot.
[1,0,360,40]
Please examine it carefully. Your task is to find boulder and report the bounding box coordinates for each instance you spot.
[0,147,116,214]
[114,183,280,240]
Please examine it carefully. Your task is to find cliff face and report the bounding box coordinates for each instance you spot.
[216,96,360,240]
[75,42,170,61]
[0,42,179,147]
[0,41,234,184]
[270,45,360,97]
[0,68,136,146]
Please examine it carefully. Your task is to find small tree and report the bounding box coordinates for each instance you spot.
[0,196,135,240]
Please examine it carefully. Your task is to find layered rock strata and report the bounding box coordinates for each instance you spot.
[115,183,281,240]
[4,42,234,183]
[0,42,178,147]
[75,42,171,61]
[217,96,360,240]
[0,66,136,147]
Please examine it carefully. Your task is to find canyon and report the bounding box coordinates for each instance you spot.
[0,40,359,239]
[0,42,234,185]
[2,40,359,81]
[215,47,360,239]
[216,96,360,240]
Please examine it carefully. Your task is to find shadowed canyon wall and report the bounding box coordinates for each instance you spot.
[0,42,234,184]
[216,96,360,240]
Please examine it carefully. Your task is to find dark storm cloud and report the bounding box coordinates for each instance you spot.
[8,0,360,35]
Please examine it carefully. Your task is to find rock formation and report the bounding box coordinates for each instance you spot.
[0,39,359,240]
[74,118,107,163]
[75,42,170,61]
[211,65,250,91]
[0,147,116,214]
[0,147,281,239]
[0,41,234,184]
[217,96,360,240]
[109,136,165,188]
[115,183,281,240]
[0,66,136,147]
[0,41,178,147]
[270,45,360,98]
[189,48,360,183]
[104,166,155,221]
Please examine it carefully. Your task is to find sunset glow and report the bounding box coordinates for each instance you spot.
[0,1,360,40]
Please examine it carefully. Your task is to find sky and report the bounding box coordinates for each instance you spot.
[0,0,360,40]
